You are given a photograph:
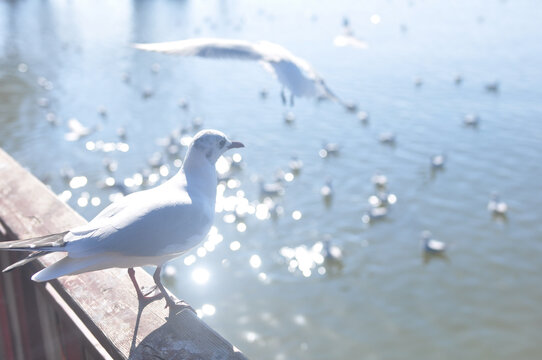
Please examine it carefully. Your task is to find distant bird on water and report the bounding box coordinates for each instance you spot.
[362,206,388,223]
[485,81,499,93]
[321,236,343,264]
[421,230,446,255]
[320,142,340,158]
[134,38,352,110]
[371,172,388,188]
[288,156,303,175]
[463,114,480,127]
[379,132,396,145]
[430,154,446,170]
[259,177,285,198]
[0,129,244,313]
[333,17,369,50]
[488,192,508,216]
[320,178,333,206]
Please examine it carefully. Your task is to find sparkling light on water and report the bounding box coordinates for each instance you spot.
[184,255,196,266]
[69,176,87,189]
[58,190,72,202]
[370,14,381,24]
[249,254,262,268]
[191,268,210,285]
[202,303,216,316]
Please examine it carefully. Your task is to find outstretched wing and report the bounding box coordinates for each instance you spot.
[135,37,348,106]
[134,38,265,61]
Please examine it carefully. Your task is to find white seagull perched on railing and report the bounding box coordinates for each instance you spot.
[133,38,352,109]
[0,129,244,314]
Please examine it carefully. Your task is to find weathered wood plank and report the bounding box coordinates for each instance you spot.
[0,147,248,359]
[130,310,246,360]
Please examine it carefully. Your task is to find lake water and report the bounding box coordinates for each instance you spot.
[1,1,542,359]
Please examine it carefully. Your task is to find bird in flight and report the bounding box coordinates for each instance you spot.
[134,38,354,110]
[0,129,244,313]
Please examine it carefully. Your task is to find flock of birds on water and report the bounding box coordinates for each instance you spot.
[13,15,510,281]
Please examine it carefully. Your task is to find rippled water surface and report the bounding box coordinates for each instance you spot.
[1,1,542,359]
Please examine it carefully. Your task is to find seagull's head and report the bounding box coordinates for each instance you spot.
[189,129,244,164]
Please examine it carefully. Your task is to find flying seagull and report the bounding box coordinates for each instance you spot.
[0,129,244,312]
[133,38,354,110]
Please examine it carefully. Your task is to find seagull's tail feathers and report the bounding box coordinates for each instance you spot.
[2,251,47,273]
[326,90,358,112]
[0,231,69,252]
[316,79,343,104]
[31,255,105,282]
[321,83,350,109]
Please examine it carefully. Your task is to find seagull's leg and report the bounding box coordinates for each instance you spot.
[280,88,287,105]
[152,266,195,316]
[290,93,295,107]
[128,267,163,306]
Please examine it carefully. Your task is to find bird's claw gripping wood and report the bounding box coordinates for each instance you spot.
[128,267,164,307]
[166,300,196,319]
[151,266,195,315]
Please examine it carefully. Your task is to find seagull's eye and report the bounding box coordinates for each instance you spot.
[219,139,226,148]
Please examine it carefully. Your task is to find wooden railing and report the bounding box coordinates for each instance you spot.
[0,148,247,360]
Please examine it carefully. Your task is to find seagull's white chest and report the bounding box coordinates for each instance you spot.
[158,195,214,256]
[178,207,214,251]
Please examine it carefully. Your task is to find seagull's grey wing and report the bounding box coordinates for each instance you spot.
[62,190,136,241]
[133,38,265,61]
[65,188,213,258]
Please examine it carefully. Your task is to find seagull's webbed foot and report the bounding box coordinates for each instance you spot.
[128,267,164,308]
[139,285,164,307]
[153,266,197,319]
[141,284,158,297]
[165,299,196,318]
[139,292,164,307]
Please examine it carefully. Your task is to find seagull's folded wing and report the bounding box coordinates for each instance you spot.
[64,187,213,258]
